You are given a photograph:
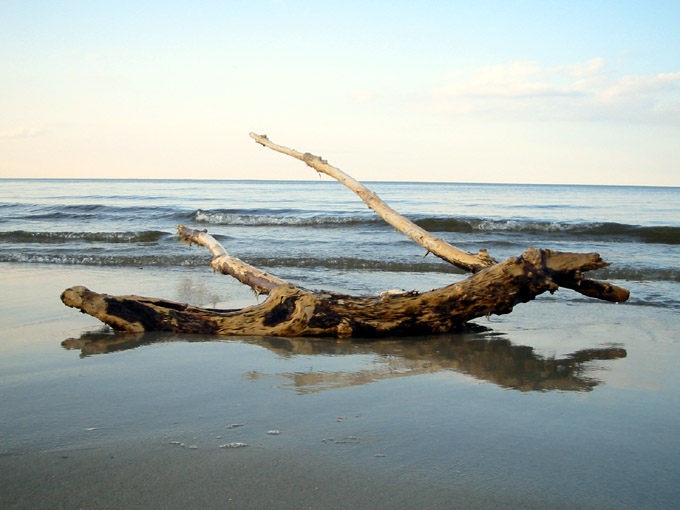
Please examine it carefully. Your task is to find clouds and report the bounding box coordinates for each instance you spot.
[2,2,678,185]
[0,127,46,139]
[436,61,582,99]
[599,72,680,100]
[429,59,680,124]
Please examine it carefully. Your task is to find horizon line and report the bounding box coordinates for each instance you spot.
[1,176,678,189]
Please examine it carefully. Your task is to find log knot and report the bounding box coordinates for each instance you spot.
[263,295,299,326]
[302,152,317,166]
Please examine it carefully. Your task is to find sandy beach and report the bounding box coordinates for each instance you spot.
[1,262,679,509]
[3,437,549,510]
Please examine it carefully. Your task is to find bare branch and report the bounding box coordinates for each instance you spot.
[249,133,496,273]
[177,224,287,295]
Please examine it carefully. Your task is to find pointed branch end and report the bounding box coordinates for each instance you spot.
[249,132,268,145]
[537,249,630,302]
[476,248,498,267]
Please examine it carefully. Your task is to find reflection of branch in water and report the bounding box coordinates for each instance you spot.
[61,328,626,393]
[260,335,626,393]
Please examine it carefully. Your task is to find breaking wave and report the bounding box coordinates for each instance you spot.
[414,218,680,244]
[0,230,170,244]
[193,209,377,227]
[192,208,680,244]
[0,253,209,267]
[4,204,192,222]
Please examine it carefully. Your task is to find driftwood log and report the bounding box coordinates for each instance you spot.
[61,134,629,338]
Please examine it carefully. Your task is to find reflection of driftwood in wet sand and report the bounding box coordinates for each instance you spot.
[62,331,626,392]
[61,133,629,338]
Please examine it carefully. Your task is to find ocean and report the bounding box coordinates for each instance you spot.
[1,178,679,509]
[1,178,678,302]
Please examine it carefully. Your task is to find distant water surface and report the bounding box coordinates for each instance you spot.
[1,178,678,307]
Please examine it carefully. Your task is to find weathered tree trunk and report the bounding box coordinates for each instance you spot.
[61,245,626,337]
[61,134,629,338]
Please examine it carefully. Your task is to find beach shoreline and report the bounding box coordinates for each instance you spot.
[2,262,679,509]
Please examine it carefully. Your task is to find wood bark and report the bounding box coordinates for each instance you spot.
[61,134,630,338]
[61,246,626,338]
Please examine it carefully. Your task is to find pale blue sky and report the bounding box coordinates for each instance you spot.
[2,1,679,185]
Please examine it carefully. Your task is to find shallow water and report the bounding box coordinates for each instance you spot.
[1,262,679,508]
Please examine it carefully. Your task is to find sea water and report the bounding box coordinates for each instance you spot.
[1,178,677,303]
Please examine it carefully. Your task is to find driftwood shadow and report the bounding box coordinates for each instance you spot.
[62,326,626,393]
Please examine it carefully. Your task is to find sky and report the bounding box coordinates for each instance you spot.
[1,0,679,185]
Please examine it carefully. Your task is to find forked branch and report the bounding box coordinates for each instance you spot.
[249,133,629,303]
[60,133,629,339]
[177,224,287,295]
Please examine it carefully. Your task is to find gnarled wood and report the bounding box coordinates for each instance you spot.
[61,133,629,338]
[61,247,623,338]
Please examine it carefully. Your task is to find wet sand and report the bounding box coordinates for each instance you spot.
[1,263,679,509]
[3,438,555,510]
